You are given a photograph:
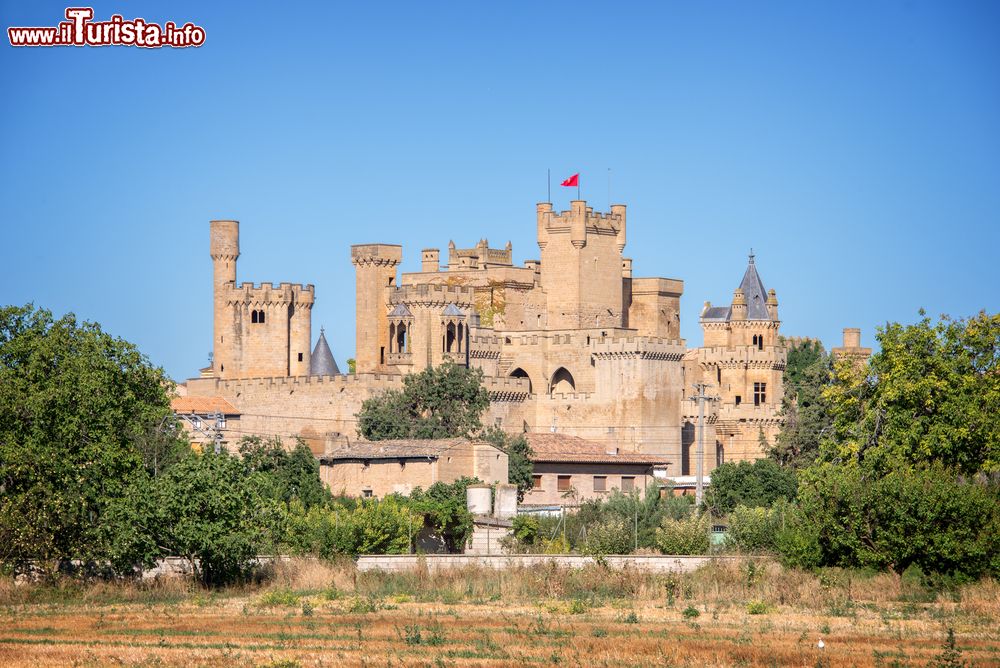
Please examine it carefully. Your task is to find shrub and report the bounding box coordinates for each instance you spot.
[725,504,780,553]
[583,517,633,556]
[655,513,710,555]
[704,459,798,515]
[512,516,539,545]
[682,605,700,619]
[746,600,768,615]
[792,461,1000,578]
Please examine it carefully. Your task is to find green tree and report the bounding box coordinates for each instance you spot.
[357,363,489,440]
[823,311,1000,475]
[481,426,534,501]
[107,448,269,585]
[0,305,176,575]
[771,339,832,468]
[238,435,330,509]
[788,459,1000,578]
[703,458,797,515]
[404,477,479,552]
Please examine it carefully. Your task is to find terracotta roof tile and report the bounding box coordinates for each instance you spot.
[525,433,670,465]
[320,438,500,462]
[170,396,240,415]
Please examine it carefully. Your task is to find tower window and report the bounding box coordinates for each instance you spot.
[735,395,742,406]
[754,382,766,406]
[298,353,303,362]
[251,309,265,324]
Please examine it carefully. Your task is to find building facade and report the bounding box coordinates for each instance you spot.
[183,199,787,477]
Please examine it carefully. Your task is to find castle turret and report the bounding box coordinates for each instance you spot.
[832,327,872,365]
[352,244,402,373]
[730,288,747,321]
[766,288,779,320]
[210,220,240,377]
[537,200,627,329]
[421,248,440,273]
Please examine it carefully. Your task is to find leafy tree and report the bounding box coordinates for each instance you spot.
[823,311,1000,475]
[106,448,269,585]
[788,459,1000,578]
[404,477,479,551]
[346,358,356,374]
[724,503,786,553]
[771,339,832,468]
[481,426,534,501]
[238,435,330,509]
[282,497,419,557]
[704,458,797,515]
[0,305,176,575]
[357,363,489,440]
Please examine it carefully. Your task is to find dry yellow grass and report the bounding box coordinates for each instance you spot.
[0,559,996,667]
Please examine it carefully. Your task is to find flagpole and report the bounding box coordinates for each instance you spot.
[608,168,611,210]
[578,173,581,201]
[547,168,551,203]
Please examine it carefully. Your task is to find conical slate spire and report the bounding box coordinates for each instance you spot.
[310,328,341,376]
[738,250,771,321]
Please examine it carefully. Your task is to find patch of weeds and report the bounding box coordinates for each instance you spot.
[301,600,314,617]
[682,605,700,619]
[592,627,608,638]
[618,611,639,624]
[820,622,831,634]
[256,589,301,607]
[930,627,967,668]
[349,595,383,614]
[402,625,422,645]
[872,649,912,668]
[569,599,587,615]
[258,662,302,668]
[746,600,768,615]
[321,586,340,601]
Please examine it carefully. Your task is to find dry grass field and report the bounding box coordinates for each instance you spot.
[0,559,997,667]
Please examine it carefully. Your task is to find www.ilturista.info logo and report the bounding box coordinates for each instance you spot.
[8,7,205,48]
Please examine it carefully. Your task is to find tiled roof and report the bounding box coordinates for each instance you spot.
[310,329,341,376]
[739,256,771,321]
[525,433,671,465]
[320,438,499,462]
[171,396,240,415]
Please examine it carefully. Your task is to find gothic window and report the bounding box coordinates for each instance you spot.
[395,322,408,353]
[251,309,265,324]
[509,367,532,393]
[549,367,576,394]
[754,382,767,406]
[251,310,258,324]
[445,322,457,352]
[681,421,695,476]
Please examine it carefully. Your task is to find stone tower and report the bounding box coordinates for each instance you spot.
[209,220,315,379]
[536,201,627,329]
[351,244,402,373]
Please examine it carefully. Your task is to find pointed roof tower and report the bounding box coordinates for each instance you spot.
[699,250,777,324]
[310,328,341,376]
[738,250,771,321]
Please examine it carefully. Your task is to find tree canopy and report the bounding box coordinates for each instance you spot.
[357,363,490,440]
[770,338,833,468]
[0,304,174,573]
[822,311,1000,475]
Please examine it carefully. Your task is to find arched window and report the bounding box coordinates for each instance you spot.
[509,367,532,394]
[549,367,576,394]
[251,309,265,324]
[251,310,258,324]
[395,322,407,354]
[445,322,457,352]
[681,421,695,476]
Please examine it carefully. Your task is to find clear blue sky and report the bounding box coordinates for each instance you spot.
[2,0,998,380]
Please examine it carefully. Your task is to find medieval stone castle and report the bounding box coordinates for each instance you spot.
[182,199,867,477]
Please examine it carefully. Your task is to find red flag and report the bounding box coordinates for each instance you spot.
[560,173,579,187]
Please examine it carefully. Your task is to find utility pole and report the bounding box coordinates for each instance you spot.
[691,383,719,507]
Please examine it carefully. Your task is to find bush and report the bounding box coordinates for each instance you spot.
[704,459,798,515]
[283,498,419,557]
[791,461,1000,578]
[654,513,710,555]
[512,516,539,545]
[583,517,633,556]
[725,504,781,553]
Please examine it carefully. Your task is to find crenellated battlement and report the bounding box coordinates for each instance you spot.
[388,284,476,308]
[223,281,315,306]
